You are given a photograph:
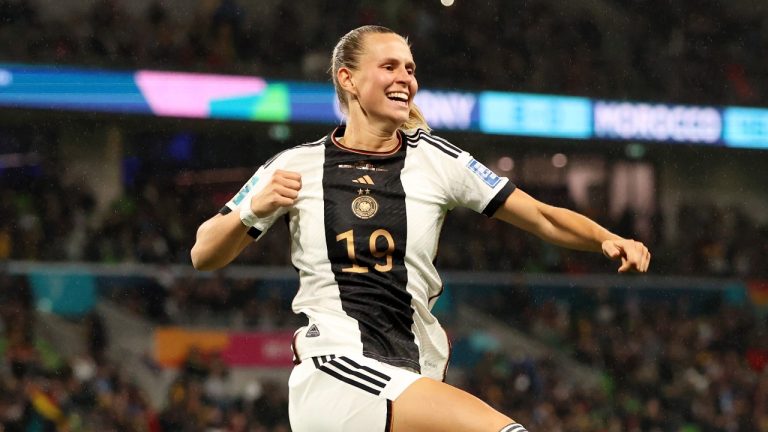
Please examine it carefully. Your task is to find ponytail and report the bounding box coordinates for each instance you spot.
[402,103,431,132]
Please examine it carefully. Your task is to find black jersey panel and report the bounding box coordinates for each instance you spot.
[322,135,420,372]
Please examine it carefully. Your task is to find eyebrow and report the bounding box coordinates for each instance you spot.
[382,57,416,70]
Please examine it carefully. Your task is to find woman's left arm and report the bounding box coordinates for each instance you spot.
[493,188,651,273]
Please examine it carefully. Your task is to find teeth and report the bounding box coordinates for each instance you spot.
[387,92,408,101]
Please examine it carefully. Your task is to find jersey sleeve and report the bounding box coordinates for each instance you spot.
[444,151,516,216]
[219,160,289,240]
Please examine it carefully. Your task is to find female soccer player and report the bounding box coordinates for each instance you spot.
[191,25,650,432]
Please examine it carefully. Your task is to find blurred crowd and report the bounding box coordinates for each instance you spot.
[0,0,765,105]
[4,267,768,431]
[454,288,768,431]
[0,271,293,432]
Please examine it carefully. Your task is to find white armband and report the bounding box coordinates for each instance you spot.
[239,204,261,227]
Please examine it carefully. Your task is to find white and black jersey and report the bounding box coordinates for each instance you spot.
[221,126,515,381]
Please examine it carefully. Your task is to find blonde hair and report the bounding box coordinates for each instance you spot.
[330,25,430,132]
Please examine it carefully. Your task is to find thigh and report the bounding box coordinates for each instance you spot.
[289,355,420,432]
[392,377,514,432]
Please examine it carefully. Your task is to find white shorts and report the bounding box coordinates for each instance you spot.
[288,354,422,432]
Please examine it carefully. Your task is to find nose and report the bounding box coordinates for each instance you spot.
[395,66,413,84]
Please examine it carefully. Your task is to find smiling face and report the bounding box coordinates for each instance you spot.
[342,32,418,129]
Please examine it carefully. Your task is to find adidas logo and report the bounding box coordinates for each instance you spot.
[306,324,320,338]
[352,175,374,185]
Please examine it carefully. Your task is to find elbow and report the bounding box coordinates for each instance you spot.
[190,244,218,271]
[190,248,207,271]
[190,222,222,271]
[191,257,207,271]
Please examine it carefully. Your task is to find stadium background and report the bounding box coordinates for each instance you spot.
[1,0,768,430]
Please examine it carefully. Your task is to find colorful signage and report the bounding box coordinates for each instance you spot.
[479,92,592,138]
[154,328,294,368]
[1,63,767,149]
[594,101,722,144]
[723,107,768,149]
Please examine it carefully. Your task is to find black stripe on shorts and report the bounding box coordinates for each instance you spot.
[326,359,387,388]
[319,364,382,396]
[316,356,391,396]
[337,356,392,382]
[311,355,335,369]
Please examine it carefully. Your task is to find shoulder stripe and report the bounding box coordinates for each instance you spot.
[404,128,460,151]
[404,128,432,145]
[422,131,461,153]
[422,134,461,158]
[421,134,461,158]
[404,129,461,159]
[263,137,325,169]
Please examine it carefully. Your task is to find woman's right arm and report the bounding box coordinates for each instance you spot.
[191,169,302,271]
[190,211,254,271]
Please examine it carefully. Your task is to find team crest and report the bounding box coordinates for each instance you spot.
[351,190,378,219]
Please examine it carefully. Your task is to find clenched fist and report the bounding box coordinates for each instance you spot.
[249,170,302,218]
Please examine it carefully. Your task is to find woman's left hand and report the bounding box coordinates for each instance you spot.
[601,239,651,273]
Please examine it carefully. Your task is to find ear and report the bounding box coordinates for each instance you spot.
[337,67,358,97]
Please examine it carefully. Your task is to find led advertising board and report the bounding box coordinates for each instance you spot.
[593,101,722,144]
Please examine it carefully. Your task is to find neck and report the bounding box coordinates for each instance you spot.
[340,113,401,153]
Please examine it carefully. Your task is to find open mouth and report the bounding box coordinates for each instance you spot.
[386,92,409,107]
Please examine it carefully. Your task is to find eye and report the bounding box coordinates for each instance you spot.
[383,64,394,71]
